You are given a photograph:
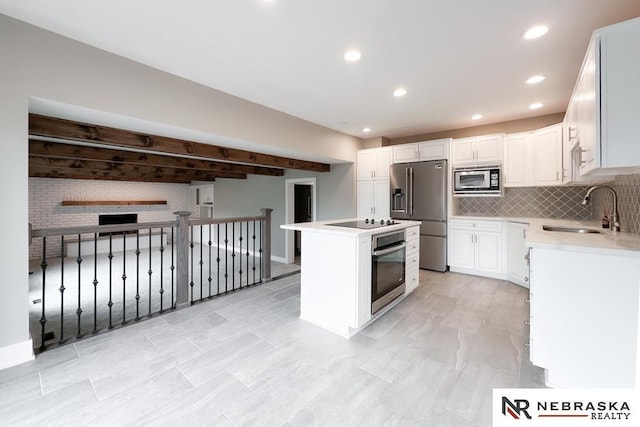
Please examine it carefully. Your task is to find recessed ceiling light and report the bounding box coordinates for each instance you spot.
[526,75,546,84]
[344,49,362,62]
[362,127,371,133]
[524,25,549,40]
[471,114,483,121]
[529,102,544,110]
[393,88,407,97]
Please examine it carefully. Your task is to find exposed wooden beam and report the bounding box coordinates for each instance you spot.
[29,139,284,177]
[29,166,195,183]
[29,114,331,172]
[29,157,247,183]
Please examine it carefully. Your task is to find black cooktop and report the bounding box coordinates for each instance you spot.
[327,219,399,229]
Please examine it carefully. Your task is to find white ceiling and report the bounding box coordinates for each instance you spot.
[2,0,640,139]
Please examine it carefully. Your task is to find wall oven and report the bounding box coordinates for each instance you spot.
[371,231,406,314]
[453,165,501,196]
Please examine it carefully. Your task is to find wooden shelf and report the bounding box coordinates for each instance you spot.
[61,200,167,206]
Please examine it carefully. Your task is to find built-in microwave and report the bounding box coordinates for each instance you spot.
[453,165,502,196]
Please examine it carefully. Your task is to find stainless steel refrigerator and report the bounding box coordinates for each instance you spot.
[390,160,448,272]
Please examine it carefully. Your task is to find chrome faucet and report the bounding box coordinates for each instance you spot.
[581,185,620,232]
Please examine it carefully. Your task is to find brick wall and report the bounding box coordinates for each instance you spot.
[29,178,189,259]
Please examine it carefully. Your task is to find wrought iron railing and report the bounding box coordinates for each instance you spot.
[28,209,272,352]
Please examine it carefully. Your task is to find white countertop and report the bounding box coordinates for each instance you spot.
[281,218,422,237]
[451,215,640,255]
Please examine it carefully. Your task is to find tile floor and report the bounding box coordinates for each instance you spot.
[1,270,544,426]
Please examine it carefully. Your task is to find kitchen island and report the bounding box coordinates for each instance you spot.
[281,218,421,338]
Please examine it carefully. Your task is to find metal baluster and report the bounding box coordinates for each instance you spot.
[135,230,141,321]
[148,229,152,316]
[108,234,113,329]
[59,236,66,344]
[232,222,236,291]
[189,225,195,304]
[199,225,204,301]
[207,224,212,298]
[76,234,83,338]
[122,233,127,325]
[259,220,263,283]
[224,223,229,293]
[252,221,257,284]
[245,221,250,286]
[170,227,175,309]
[216,224,221,296]
[92,233,99,334]
[39,237,48,351]
[239,221,243,289]
[159,227,165,312]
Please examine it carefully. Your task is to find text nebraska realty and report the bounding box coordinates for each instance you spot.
[504,397,631,420]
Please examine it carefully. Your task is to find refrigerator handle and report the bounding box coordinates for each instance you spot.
[408,167,413,216]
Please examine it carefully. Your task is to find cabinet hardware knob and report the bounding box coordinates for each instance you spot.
[524,342,530,348]
[524,297,530,303]
[524,320,530,326]
[524,277,529,282]
[524,253,530,261]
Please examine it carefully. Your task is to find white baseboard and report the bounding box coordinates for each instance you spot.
[0,338,34,371]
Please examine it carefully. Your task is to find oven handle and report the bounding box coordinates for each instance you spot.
[372,243,406,257]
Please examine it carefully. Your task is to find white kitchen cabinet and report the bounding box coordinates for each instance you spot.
[357,179,390,219]
[504,124,562,187]
[533,124,563,186]
[528,245,640,387]
[405,226,420,293]
[392,143,418,164]
[505,222,529,287]
[566,18,640,176]
[448,219,503,278]
[392,139,450,164]
[452,134,503,165]
[503,132,533,187]
[357,147,391,180]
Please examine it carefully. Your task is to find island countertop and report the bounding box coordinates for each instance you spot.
[280,218,422,237]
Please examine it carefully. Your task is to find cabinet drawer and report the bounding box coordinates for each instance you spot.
[406,238,419,256]
[405,252,419,292]
[450,219,502,232]
[405,226,420,240]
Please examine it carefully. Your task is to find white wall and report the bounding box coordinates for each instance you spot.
[213,163,356,259]
[0,15,361,364]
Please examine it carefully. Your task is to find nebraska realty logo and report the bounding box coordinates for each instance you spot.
[493,389,637,426]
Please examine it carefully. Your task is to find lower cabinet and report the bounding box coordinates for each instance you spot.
[448,219,503,278]
[528,246,640,387]
[405,226,420,293]
[505,222,530,288]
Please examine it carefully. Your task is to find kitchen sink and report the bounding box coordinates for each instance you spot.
[542,225,602,234]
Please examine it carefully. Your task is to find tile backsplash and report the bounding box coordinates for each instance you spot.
[455,186,592,219]
[591,174,640,234]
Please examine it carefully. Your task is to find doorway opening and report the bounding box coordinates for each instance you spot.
[284,177,317,265]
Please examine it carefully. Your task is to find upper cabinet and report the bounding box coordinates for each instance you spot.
[504,124,563,187]
[566,17,640,176]
[392,139,450,164]
[356,147,391,180]
[451,134,503,165]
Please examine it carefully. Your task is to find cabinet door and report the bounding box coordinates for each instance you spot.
[476,135,503,163]
[357,150,375,180]
[448,229,475,269]
[474,231,502,274]
[393,144,418,164]
[505,223,529,287]
[451,138,475,164]
[576,36,599,174]
[418,140,449,161]
[374,148,392,178]
[357,181,374,218]
[534,125,562,186]
[504,133,532,187]
[373,179,390,218]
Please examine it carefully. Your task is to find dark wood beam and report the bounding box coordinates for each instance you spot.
[29,114,331,172]
[29,166,195,183]
[29,139,284,177]
[29,157,247,183]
